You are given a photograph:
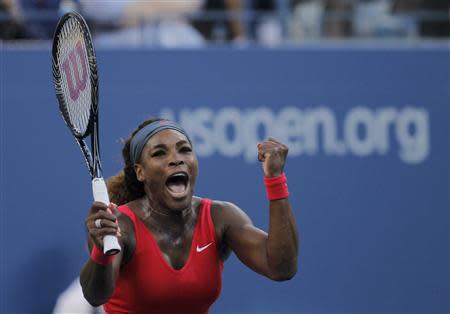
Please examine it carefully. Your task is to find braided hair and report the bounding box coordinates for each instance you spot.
[107,118,163,205]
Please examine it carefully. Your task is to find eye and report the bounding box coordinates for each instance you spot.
[151,150,165,157]
[180,146,192,153]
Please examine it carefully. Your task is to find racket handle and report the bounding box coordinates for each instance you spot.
[92,178,121,256]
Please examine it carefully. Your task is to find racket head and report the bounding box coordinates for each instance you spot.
[52,12,98,139]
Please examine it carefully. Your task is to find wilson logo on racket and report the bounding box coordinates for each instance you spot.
[52,12,121,255]
[61,40,88,101]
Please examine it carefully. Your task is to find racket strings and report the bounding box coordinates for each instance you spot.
[56,17,92,137]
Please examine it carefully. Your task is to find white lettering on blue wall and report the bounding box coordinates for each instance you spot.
[160,106,430,165]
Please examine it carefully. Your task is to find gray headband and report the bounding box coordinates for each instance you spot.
[130,120,191,165]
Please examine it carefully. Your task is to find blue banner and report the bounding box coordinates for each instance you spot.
[2,45,449,313]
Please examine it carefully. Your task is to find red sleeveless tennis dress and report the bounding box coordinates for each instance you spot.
[104,198,223,314]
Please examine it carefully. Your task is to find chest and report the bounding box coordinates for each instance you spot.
[121,218,223,311]
[136,210,219,272]
[151,228,195,270]
[108,201,224,313]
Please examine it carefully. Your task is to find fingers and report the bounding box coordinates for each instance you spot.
[87,203,118,225]
[257,138,289,177]
[90,224,119,238]
[86,212,118,230]
[89,201,119,213]
[257,137,288,161]
[96,207,117,221]
[86,203,121,248]
[89,201,108,215]
[257,143,265,162]
[91,212,117,228]
[267,137,284,145]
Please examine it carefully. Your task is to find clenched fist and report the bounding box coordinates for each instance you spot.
[257,137,289,177]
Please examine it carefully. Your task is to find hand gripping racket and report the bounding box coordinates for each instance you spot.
[52,12,121,255]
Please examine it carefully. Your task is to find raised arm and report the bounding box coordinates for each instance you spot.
[217,138,299,281]
[80,203,135,306]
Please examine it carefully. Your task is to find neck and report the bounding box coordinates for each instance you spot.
[140,196,194,229]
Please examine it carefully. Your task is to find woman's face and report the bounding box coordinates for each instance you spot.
[135,129,198,211]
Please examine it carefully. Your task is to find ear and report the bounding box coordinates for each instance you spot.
[134,163,145,182]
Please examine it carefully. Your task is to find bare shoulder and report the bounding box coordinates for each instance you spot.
[211,199,236,211]
[206,199,250,261]
[210,199,252,230]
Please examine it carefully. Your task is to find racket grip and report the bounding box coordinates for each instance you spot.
[92,178,121,256]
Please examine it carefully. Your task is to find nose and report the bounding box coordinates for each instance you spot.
[168,148,185,167]
[168,159,184,167]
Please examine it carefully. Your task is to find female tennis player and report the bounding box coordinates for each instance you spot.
[80,118,299,314]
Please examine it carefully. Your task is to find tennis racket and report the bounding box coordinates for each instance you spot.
[52,12,121,255]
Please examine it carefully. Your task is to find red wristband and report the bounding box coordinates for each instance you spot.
[264,173,289,201]
[90,245,115,266]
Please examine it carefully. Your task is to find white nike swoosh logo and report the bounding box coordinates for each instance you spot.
[196,242,213,252]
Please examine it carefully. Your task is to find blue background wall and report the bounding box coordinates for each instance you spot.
[1,45,449,313]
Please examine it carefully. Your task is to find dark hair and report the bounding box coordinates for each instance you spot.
[107,118,163,205]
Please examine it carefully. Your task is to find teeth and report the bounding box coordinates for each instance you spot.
[166,172,188,195]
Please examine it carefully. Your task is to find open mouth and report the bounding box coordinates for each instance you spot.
[165,172,189,195]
